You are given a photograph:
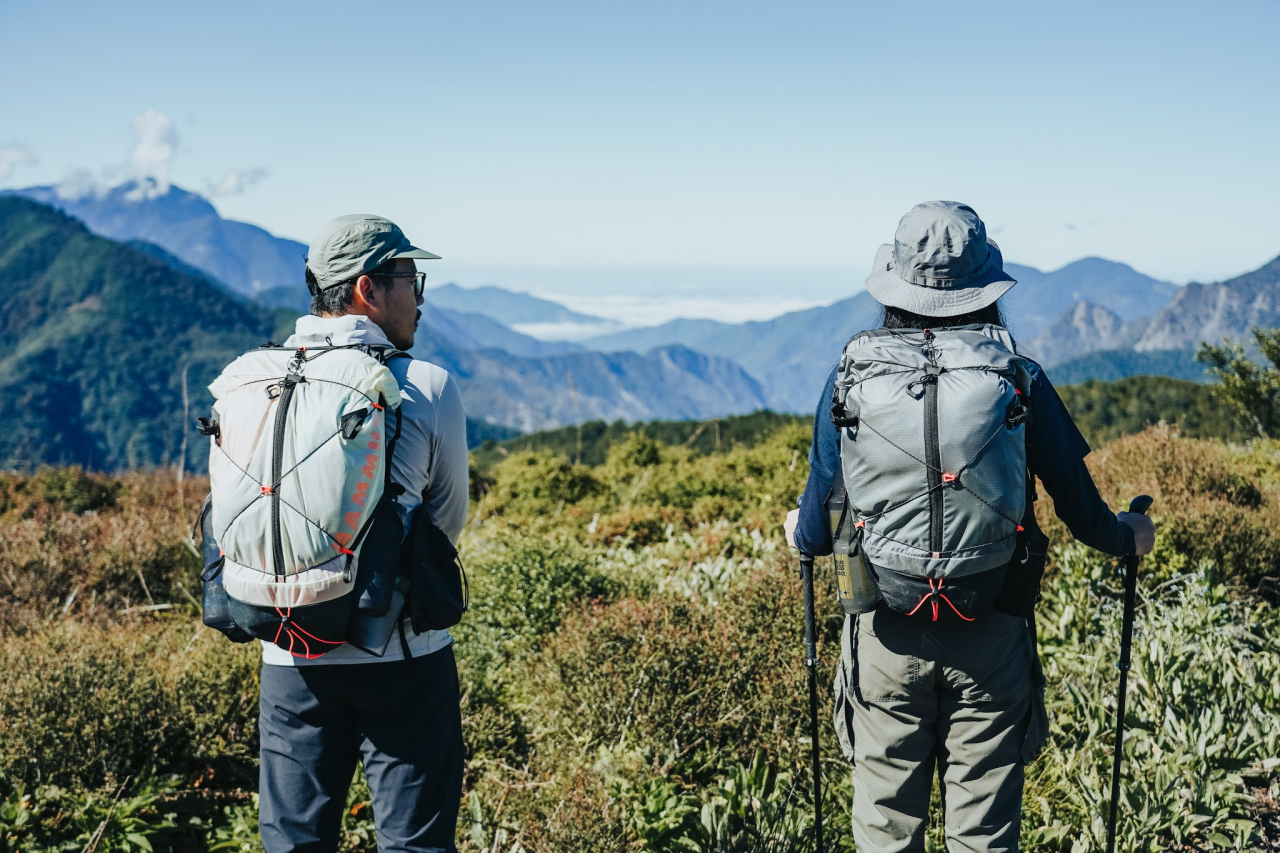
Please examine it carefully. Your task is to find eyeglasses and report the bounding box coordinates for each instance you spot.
[374,271,426,298]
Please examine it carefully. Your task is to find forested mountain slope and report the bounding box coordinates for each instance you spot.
[0,196,281,470]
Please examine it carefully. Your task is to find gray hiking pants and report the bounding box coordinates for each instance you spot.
[258,647,464,853]
[832,604,1048,852]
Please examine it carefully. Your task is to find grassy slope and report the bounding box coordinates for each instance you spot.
[471,409,805,469]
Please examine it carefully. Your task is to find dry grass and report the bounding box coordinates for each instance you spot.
[0,469,207,630]
[1039,425,1280,587]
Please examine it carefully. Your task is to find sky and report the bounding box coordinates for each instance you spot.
[1,0,1278,323]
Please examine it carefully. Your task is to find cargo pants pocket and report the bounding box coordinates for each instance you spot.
[1021,627,1050,764]
[832,614,859,765]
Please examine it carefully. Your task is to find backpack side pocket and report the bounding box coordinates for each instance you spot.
[995,524,1050,619]
[402,507,469,632]
[197,495,254,644]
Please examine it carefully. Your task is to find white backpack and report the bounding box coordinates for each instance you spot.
[200,343,407,657]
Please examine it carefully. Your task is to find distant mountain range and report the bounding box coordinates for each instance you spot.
[1021,302,1150,368]
[6,182,605,359]
[1135,255,1280,352]
[7,179,1280,462]
[574,257,1192,412]
[1015,255,1280,370]
[411,337,767,433]
[5,184,307,298]
[583,294,880,413]
[253,283,585,360]
[1001,258,1179,337]
[423,282,624,341]
[0,194,768,468]
[424,283,603,326]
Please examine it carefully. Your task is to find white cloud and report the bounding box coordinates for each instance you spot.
[55,167,104,201]
[206,167,268,198]
[122,110,179,201]
[0,144,37,182]
[32,111,265,205]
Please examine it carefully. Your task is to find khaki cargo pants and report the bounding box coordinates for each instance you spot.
[832,604,1049,853]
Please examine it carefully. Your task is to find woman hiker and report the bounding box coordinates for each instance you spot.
[785,200,1156,852]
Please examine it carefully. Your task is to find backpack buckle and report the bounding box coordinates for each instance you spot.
[831,405,859,429]
[196,417,220,438]
[287,347,308,376]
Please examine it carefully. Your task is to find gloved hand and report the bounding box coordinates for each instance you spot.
[784,508,799,550]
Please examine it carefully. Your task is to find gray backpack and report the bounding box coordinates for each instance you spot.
[830,325,1035,621]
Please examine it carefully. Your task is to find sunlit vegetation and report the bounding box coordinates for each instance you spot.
[1,422,1278,850]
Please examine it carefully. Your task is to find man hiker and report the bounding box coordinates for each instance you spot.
[785,201,1156,852]
[256,215,469,852]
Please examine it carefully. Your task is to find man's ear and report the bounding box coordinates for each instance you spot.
[353,274,381,310]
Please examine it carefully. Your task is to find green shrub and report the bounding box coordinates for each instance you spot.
[30,467,120,515]
[0,773,260,853]
[0,620,259,792]
[470,411,808,472]
[453,535,637,786]
[1025,543,1280,850]
[0,468,120,519]
[529,556,843,787]
[616,751,852,853]
[480,450,606,523]
[476,421,810,538]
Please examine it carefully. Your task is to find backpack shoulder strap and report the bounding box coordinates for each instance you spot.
[385,402,403,484]
[374,349,408,476]
[376,348,413,366]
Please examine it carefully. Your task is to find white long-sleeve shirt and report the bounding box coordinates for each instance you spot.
[260,314,469,666]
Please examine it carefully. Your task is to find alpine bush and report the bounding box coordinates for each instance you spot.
[1041,425,1280,588]
[2,420,1279,850]
[0,619,259,792]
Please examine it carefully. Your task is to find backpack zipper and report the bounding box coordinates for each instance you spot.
[270,374,299,577]
[922,367,943,555]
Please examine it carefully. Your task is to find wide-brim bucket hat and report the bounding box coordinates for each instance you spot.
[864,201,1016,316]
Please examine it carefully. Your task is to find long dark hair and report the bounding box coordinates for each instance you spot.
[878,301,1007,331]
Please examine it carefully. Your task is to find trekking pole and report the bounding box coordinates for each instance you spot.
[799,553,824,853]
[1105,494,1153,853]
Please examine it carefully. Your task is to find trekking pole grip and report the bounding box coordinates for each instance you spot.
[799,554,818,665]
[797,552,823,853]
[1128,495,1153,516]
[1118,495,1152,666]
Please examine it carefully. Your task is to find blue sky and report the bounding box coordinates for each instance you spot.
[1,0,1278,322]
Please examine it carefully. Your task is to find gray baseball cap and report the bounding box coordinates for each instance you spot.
[864,201,1016,316]
[306,214,440,293]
